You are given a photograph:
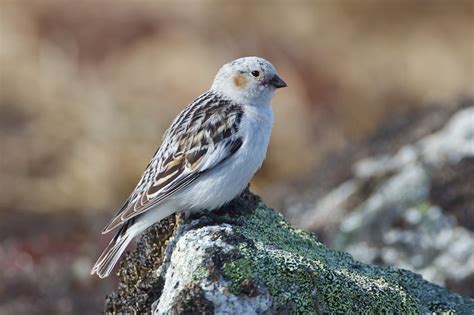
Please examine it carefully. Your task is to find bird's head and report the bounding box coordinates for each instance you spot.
[211,56,286,105]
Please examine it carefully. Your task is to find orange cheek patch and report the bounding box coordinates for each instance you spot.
[233,74,247,88]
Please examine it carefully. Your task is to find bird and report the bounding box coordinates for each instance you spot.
[90,56,286,278]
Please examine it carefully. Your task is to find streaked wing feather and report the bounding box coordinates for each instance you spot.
[124,171,201,220]
[102,92,244,233]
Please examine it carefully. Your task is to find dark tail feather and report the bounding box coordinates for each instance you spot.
[91,220,135,278]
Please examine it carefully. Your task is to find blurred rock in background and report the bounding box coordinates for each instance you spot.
[0,1,473,313]
[281,104,474,297]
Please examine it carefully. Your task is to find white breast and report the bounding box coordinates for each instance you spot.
[176,103,273,212]
[238,104,274,176]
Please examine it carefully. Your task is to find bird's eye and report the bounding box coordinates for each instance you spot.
[251,70,260,77]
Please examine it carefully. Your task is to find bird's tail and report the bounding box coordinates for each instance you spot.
[90,219,136,278]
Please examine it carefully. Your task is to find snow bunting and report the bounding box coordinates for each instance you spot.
[91,56,286,278]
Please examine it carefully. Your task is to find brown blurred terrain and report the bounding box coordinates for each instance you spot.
[0,1,473,313]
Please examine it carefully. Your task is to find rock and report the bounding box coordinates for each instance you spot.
[104,190,474,314]
[286,105,474,296]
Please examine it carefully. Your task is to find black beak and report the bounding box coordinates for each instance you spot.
[269,74,287,89]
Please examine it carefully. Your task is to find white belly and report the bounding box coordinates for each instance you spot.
[176,104,273,211]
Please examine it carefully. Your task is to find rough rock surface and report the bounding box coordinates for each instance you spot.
[286,105,474,297]
[104,190,474,314]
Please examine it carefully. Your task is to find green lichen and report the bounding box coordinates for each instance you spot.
[222,256,254,294]
[415,201,432,213]
[220,203,472,314]
[192,266,210,282]
[108,191,474,314]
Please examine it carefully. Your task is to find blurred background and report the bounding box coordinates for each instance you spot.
[1,1,473,313]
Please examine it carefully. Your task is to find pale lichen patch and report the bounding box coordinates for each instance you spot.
[106,191,474,314]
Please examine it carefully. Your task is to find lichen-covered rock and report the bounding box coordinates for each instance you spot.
[104,190,474,314]
[287,106,474,295]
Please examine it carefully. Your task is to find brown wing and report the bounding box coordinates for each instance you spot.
[101,95,244,234]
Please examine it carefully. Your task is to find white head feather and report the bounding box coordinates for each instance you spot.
[211,56,286,105]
